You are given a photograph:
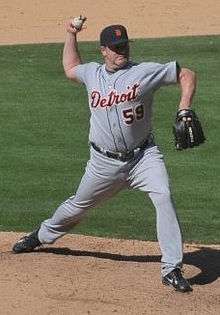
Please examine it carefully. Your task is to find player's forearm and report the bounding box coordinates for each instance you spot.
[178,68,197,109]
[63,32,82,78]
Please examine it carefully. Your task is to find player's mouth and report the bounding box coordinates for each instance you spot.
[117,55,127,60]
[117,55,129,63]
[114,56,129,69]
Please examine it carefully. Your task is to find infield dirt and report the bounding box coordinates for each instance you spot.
[0,1,220,314]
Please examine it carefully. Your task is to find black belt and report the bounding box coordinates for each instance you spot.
[90,138,153,162]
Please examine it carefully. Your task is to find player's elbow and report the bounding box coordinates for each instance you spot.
[179,68,197,84]
[64,68,74,80]
[178,68,197,90]
[63,66,79,82]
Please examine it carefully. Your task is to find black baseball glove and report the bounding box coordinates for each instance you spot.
[173,109,205,150]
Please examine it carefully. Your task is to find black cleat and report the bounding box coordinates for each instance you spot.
[12,229,42,253]
[162,268,193,293]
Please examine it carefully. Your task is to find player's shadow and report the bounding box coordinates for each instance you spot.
[183,247,219,286]
[38,246,219,286]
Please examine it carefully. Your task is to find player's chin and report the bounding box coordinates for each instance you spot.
[116,57,129,68]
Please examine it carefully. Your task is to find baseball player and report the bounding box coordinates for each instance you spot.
[12,17,202,293]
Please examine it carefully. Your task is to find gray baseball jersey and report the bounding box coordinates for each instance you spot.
[74,61,178,152]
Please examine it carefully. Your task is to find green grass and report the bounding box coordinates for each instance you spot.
[0,35,219,243]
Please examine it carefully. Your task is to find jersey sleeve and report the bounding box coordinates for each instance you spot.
[161,61,179,85]
[142,61,179,91]
[74,62,99,84]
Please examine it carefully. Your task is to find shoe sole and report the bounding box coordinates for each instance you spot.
[13,247,36,254]
[162,280,193,293]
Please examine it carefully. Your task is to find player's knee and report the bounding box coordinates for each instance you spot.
[61,197,95,216]
[149,190,172,206]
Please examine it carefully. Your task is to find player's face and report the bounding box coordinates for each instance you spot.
[101,42,130,71]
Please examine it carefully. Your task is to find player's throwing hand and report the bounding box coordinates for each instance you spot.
[66,15,87,34]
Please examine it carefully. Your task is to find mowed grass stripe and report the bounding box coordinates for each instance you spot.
[0,35,219,243]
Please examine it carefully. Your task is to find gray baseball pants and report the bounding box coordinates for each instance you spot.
[38,145,183,276]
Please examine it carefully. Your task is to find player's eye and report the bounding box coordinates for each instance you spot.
[109,43,129,53]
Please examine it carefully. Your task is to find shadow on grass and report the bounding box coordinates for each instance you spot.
[38,246,219,286]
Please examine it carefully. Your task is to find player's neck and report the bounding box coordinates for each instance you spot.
[105,66,116,74]
[105,62,130,73]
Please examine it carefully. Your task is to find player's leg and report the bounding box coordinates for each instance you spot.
[128,146,192,292]
[38,163,125,244]
[12,147,127,252]
[127,146,183,275]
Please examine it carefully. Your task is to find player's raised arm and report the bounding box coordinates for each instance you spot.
[177,67,197,110]
[62,16,87,81]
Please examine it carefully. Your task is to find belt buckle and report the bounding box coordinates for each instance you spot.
[102,147,135,162]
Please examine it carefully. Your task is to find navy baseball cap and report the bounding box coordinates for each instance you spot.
[100,25,129,46]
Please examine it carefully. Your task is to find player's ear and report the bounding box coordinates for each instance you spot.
[100,46,107,57]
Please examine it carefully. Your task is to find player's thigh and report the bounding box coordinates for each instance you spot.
[128,146,171,194]
[71,151,127,207]
[73,169,124,207]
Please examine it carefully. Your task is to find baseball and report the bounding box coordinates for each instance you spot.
[71,16,86,30]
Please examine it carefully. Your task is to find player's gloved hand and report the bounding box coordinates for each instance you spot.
[173,109,206,150]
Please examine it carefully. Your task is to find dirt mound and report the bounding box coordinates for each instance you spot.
[0,0,220,45]
[0,232,220,314]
